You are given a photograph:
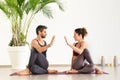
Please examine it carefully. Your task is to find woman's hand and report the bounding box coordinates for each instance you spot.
[64,36,69,45]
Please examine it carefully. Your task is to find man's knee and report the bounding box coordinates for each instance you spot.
[30,65,48,74]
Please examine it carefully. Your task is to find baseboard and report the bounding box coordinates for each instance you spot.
[0,64,70,68]
[0,64,98,68]
[0,64,119,68]
[0,65,11,68]
[49,64,70,67]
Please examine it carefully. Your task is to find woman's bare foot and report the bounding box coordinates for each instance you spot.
[17,68,31,76]
[48,69,58,74]
[65,69,78,74]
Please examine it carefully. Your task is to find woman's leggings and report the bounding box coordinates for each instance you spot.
[27,49,49,74]
[72,49,95,74]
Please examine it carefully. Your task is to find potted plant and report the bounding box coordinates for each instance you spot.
[0,0,64,69]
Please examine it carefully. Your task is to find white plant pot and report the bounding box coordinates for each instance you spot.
[8,46,30,69]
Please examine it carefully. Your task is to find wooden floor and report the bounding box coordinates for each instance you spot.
[0,66,119,80]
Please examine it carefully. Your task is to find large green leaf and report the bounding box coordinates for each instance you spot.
[4,0,23,19]
[56,1,64,11]
[41,6,53,18]
[17,0,25,7]
[0,2,11,18]
[23,1,31,14]
[5,0,18,6]
[35,0,64,14]
[24,0,41,14]
[30,0,40,10]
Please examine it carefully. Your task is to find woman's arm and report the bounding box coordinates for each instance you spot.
[64,36,86,54]
[68,42,86,54]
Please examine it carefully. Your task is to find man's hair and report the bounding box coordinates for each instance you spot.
[36,25,47,35]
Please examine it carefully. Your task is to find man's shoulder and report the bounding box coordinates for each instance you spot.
[32,38,37,41]
[31,39,38,44]
[31,39,38,47]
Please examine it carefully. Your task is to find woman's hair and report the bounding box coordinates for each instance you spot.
[75,27,88,39]
[36,25,47,35]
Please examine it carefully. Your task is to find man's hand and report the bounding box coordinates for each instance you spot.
[49,35,55,47]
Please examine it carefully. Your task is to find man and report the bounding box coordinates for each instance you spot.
[11,25,57,76]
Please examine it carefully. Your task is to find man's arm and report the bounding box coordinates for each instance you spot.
[31,36,55,53]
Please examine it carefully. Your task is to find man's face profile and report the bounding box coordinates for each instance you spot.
[41,29,47,38]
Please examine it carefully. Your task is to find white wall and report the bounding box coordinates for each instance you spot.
[0,0,120,65]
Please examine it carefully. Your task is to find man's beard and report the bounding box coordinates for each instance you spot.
[41,36,46,38]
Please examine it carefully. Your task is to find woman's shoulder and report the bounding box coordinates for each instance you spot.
[81,41,88,47]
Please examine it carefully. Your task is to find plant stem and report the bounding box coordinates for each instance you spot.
[25,12,35,41]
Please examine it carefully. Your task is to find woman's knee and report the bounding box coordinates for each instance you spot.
[83,49,90,55]
[88,64,95,72]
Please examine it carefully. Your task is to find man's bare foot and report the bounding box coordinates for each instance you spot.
[96,70,103,74]
[48,69,58,74]
[17,68,31,76]
[95,67,103,74]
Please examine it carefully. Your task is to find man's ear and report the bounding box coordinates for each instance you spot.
[38,31,41,35]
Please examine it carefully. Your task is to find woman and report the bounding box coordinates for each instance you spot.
[64,27,103,74]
